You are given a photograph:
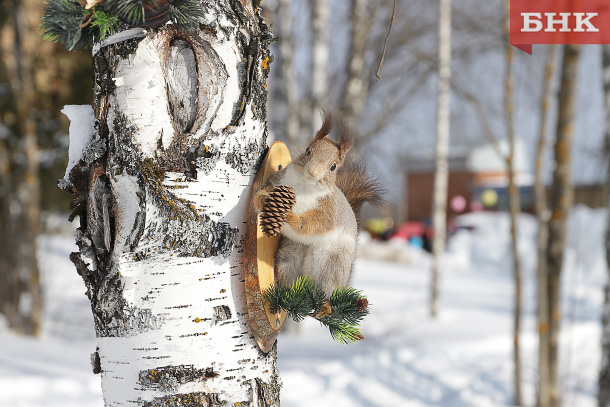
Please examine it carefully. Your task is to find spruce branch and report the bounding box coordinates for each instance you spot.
[169,0,205,31]
[262,276,369,344]
[90,10,119,40]
[41,0,205,51]
[104,0,145,25]
[41,0,87,51]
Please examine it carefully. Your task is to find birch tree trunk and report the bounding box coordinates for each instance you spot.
[502,1,522,404]
[598,43,610,407]
[62,2,281,405]
[546,43,580,407]
[430,0,451,318]
[537,44,557,407]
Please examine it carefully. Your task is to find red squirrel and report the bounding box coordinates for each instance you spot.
[255,110,384,297]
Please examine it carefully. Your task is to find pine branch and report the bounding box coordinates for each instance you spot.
[90,10,119,40]
[262,277,369,344]
[41,0,87,51]
[169,0,205,31]
[41,0,204,51]
[104,0,145,25]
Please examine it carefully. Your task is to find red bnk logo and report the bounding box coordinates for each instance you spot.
[510,0,610,54]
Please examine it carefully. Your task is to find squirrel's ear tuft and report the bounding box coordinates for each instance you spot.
[312,108,333,144]
[338,119,354,161]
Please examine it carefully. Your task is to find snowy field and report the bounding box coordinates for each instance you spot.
[0,207,606,407]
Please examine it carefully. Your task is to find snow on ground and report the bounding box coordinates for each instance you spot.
[0,206,606,407]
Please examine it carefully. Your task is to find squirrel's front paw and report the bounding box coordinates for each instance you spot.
[259,185,296,237]
[253,190,268,212]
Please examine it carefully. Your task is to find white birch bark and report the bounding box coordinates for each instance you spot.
[430,0,451,318]
[62,2,281,405]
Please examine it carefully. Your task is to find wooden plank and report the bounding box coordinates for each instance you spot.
[244,142,291,353]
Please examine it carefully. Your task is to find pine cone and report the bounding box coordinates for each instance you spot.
[355,298,368,313]
[260,185,296,237]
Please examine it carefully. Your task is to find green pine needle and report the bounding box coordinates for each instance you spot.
[42,0,205,51]
[262,276,369,344]
[90,10,119,41]
[169,0,204,31]
[41,0,86,51]
[325,320,364,344]
[105,0,145,25]
[329,286,369,325]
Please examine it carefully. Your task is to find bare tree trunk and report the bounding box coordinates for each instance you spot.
[502,1,522,403]
[430,0,451,318]
[276,0,301,146]
[546,44,580,407]
[310,0,329,132]
[598,43,610,407]
[538,44,557,407]
[62,3,281,405]
[339,0,370,149]
[0,0,41,336]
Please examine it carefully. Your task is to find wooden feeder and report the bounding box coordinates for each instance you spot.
[244,142,291,353]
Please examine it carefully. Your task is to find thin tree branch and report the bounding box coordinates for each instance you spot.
[375,0,396,80]
[451,81,506,162]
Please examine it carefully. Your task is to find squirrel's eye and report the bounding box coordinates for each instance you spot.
[306,149,311,156]
[330,163,337,171]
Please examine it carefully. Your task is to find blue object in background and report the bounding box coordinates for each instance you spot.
[409,236,423,248]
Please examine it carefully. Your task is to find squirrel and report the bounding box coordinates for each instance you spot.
[254,110,384,297]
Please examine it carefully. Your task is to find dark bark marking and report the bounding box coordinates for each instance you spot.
[139,391,221,407]
[71,229,165,337]
[91,348,102,374]
[110,111,142,176]
[114,33,144,60]
[139,365,218,392]
[144,174,237,259]
[166,39,198,134]
[224,134,266,175]
[213,305,232,323]
[252,378,267,407]
[159,27,229,139]
[195,138,221,177]
[230,33,257,127]
[91,174,114,254]
[154,132,199,178]
[94,51,116,97]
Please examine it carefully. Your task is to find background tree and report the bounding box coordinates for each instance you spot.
[544,43,581,407]
[0,0,91,336]
[536,44,557,407]
[599,43,610,407]
[430,0,451,318]
[502,1,522,404]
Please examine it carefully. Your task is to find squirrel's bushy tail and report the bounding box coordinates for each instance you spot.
[336,159,386,227]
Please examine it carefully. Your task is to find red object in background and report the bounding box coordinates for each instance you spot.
[394,222,425,240]
[511,0,610,54]
[470,201,484,212]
